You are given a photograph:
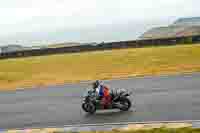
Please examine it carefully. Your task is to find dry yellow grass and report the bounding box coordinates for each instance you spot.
[0,44,200,90]
[4,122,194,133]
[6,127,200,133]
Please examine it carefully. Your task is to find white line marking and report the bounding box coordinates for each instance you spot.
[8,119,200,130]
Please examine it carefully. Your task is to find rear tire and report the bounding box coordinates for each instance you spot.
[119,98,132,111]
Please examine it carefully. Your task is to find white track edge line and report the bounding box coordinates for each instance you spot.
[6,119,200,130]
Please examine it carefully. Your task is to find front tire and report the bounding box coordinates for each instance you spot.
[82,102,96,114]
[119,98,132,111]
[82,103,89,112]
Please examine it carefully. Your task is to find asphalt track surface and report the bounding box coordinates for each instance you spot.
[0,73,200,129]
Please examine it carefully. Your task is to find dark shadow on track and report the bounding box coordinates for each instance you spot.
[83,110,134,117]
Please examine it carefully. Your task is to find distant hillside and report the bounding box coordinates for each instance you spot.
[140,17,200,40]
[47,42,81,48]
[172,17,200,26]
[47,42,98,48]
[0,45,29,53]
[0,42,100,54]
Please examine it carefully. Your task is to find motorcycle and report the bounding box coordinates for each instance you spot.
[81,88,133,114]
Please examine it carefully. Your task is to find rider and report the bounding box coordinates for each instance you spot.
[92,80,111,108]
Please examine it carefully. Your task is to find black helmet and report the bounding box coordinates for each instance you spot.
[92,80,100,89]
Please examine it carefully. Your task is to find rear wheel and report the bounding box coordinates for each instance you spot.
[119,98,132,111]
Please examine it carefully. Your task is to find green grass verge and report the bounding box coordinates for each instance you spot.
[0,44,200,90]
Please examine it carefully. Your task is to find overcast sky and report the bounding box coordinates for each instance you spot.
[0,0,199,46]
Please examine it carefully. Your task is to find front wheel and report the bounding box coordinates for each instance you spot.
[82,102,96,114]
[119,98,132,111]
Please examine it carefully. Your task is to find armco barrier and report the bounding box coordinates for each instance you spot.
[0,35,200,59]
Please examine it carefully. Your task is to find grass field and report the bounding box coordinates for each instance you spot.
[0,44,200,90]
